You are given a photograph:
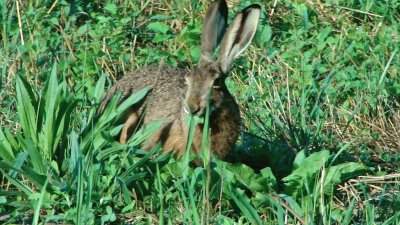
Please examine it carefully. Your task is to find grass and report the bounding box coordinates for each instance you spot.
[0,0,399,224]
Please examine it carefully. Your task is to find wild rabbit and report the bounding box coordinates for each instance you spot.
[98,0,261,159]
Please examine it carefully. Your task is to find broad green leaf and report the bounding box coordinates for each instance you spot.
[323,162,367,194]
[0,196,7,204]
[77,23,90,36]
[0,128,15,163]
[152,33,171,43]
[23,138,46,175]
[104,3,117,15]
[72,130,85,225]
[41,86,64,158]
[283,150,330,196]
[16,76,38,143]
[69,131,81,174]
[147,22,170,34]
[5,129,20,153]
[279,194,304,217]
[162,161,186,178]
[40,63,60,158]
[227,164,276,193]
[9,152,28,178]
[260,167,277,190]
[94,74,106,103]
[53,95,76,150]
[316,27,331,51]
[117,177,132,205]
[189,46,200,62]
[255,24,272,47]
[293,149,306,169]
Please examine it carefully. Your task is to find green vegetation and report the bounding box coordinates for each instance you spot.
[1,0,399,224]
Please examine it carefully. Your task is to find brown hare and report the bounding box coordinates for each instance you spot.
[98,0,261,160]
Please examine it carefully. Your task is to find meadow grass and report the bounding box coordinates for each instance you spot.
[0,0,399,224]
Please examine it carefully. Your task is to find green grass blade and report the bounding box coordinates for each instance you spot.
[5,149,47,191]
[378,48,397,87]
[183,115,196,177]
[8,151,28,177]
[156,163,164,225]
[0,161,33,195]
[23,137,46,174]
[76,159,85,224]
[382,211,400,225]
[228,187,262,225]
[116,87,149,113]
[116,177,132,205]
[69,131,85,224]
[342,198,356,225]
[121,172,147,185]
[32,176,49,225]
[21,166,49,190]
[120,144,161,182]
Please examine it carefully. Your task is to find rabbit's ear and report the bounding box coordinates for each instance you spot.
[199,0,228,66]
[218,4,261,74]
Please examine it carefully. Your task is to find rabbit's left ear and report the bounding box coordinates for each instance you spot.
[199,0,228,66]
[218,4,261,74]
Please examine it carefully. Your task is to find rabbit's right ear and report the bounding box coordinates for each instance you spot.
[199,0,228,66]
[218,4,261,74]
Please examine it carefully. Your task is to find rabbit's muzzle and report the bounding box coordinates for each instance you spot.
[184,96,207,117]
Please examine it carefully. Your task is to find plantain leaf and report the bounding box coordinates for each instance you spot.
[323,162,368,194]
[16,76,38,143]
[94,74,106,104]
[283,150,330,196]
[0,128,15,163]
[22,137,46,175]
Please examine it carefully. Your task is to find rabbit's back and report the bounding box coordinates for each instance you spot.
[100,66,188,125]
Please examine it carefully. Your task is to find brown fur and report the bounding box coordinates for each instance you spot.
[98,0,260,160]
[98,65,240,159]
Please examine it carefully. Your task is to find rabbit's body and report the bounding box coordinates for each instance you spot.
[102,66,187,125]
[100,65,241,159]
[99,0,260,159]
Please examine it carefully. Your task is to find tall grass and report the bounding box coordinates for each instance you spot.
[0,0,399,224]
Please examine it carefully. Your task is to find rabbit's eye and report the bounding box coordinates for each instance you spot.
[213,78,222,89]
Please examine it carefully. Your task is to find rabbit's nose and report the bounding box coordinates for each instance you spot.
[189,105,201,115]
[187,103,205,117]
[185,97,205,116]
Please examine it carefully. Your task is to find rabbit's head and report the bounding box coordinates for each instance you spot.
[183,0,261,117]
